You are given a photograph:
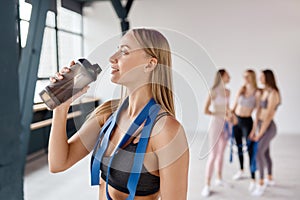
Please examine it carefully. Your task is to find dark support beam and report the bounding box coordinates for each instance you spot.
[111,0,126,18]
[110,0,134,34]
[18,0,51,184]
[0,0,22,199]
[125,0,133,16]
[62,0,83,14]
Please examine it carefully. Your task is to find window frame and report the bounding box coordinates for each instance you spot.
[17,0,84,104]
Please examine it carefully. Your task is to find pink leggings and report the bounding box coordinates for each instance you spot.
[205,116,229,181]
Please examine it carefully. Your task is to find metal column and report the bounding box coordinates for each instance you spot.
[18,0,51,198]
[0,0,22,199]
[110,0,134,34]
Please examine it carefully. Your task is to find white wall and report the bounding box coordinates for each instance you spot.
[83,0,300,134]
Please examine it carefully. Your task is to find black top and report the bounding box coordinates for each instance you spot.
[100,112,169,196]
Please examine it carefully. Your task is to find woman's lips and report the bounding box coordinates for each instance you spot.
[111,68,119,74]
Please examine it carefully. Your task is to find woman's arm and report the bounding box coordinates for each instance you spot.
[204,90,215,115]
[231,87,243,112]
[249,90,262,139]
[48,107,103,172]
[225,89,232,121]
[151,117,189,200]
[254,90,262,119]
[48,63,103,172]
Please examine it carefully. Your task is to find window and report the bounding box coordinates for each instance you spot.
[18,0,83,103]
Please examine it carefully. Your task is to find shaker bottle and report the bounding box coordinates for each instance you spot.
[39,58,101,110]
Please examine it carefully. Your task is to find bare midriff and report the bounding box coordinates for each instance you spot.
[99,180,160,200]
[258,108,275,122]
[235,104,254,117]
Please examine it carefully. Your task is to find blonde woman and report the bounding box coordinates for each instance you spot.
[231,70,261,191]
[48,28,189,200]
[201,69,231,197]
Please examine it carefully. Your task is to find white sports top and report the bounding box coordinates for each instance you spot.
[211,86,229,116]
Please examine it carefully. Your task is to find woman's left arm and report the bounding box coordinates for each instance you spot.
[249,90,262,139]
[151,117,189,200]
[225,89,234,122]
[256,91,279,140]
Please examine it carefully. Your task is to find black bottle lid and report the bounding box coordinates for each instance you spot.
[78,58,102,79]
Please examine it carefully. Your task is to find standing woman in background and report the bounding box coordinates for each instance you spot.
[48,28,189,200]
[250,69,281,196]
[201,69,231,197]
[231,69,261,192]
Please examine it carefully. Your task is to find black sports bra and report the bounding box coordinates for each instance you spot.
[100,112,169,196]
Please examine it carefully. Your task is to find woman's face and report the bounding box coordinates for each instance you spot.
[243,72,250,84]
[222,71,230,84]
[259,72,266,85]
[109,31,151,86]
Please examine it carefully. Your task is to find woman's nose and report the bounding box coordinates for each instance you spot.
[109,52,119,64]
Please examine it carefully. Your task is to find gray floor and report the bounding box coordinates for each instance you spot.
[24,133,300,200]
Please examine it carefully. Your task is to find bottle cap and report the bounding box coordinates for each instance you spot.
[78,58,102,75]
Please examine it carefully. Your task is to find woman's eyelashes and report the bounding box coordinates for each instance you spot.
[116,47,129,56]
[120,48,129,55]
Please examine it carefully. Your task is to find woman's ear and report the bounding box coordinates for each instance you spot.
[145,57,158,72]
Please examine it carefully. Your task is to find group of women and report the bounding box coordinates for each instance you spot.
[47,28,280,199]
[201,68,281,197]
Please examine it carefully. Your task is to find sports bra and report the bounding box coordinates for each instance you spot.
[211,87,229,114]
[99,112,169,196]
[260,91,280,110]
[260,98,268,109]
[213,90,228,105]
[238,92,256,109]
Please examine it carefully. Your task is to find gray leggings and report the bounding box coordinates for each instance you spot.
[257,120,277,179]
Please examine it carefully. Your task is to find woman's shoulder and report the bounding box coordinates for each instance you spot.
[254,88,262,98]
[149,110,188,166]
[210,89,217,99]
[269,88,279,95]
[237,86,245,95]
[211,87,230,98]
[155,109,181,127]
[158,113,182,131]
[91,99,120,126]
[225,88,230,95]
[151,110,185,146]
[268,89,280,103]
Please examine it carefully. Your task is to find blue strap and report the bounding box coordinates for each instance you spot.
[105,102,160,200]
[91,116,115,185]
[90,99,128,185]
[224,121,230,139]
[126,105,160,199]
[90,97,160,200]
[222,121,235,163]
[247,140,258,173]
[229,124,234,163]
[91,114,114,164]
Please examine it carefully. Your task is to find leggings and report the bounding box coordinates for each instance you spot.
[233,116,255,179]
[257,120,277,179]
[205,116,228,181]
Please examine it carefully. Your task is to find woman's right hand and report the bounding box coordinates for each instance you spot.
[50,61,89,110]
[248,129,255,140]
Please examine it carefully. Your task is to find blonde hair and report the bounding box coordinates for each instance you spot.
[241,69,258,95]
[89,28,175,126]
[132,28,175,116]
[246,69,257,89]
[212,69,227,90]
